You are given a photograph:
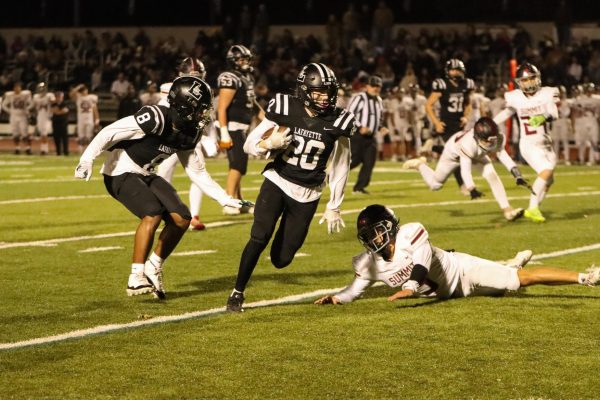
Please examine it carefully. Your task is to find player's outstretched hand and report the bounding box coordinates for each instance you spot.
[319,208,346,234]
[221,197,243,209]
[314,295,341,305]
[528,114,547,128]
[388,289,415,301]
[74,161,93,181]
[470,188,484,200]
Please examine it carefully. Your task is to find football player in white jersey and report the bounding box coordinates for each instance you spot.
[550,86,573,165]
[493,63,559,223]
[32,82,56,155]
[69,83,100,154]
[386,87,413,161]
[157,57,217,231]
[407,83,428,155]
[75,76,242,299]
[2,81,33,154]
[467,84,490,129]
[403,117,526,221]
[571,83,600,166]
[315,205,600,305]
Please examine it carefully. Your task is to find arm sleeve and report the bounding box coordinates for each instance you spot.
[243,117,277,157]
[335,276,373,304]
[459,152,476,189]
[179,148,232,206]
[496,149,517,172]
[411,241,433,272]
[326,136,351,211]
[79,116,142,164]
[493,108,514,126]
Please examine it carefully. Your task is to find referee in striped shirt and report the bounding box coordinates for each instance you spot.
[347,75,388,194]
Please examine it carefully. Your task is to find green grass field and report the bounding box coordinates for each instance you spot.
[1,154,599,399]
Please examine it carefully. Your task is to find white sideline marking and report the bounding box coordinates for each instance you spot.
[171,250,217,256]
[79,246,123,253]
[1,241,599,351]
[2,191,600,251]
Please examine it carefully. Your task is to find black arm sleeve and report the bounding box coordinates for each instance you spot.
[408,264,429,285]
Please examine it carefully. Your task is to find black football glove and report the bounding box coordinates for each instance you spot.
[470,188,484,200]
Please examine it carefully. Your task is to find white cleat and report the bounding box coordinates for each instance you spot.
[126,273,154,296]
[144,261,165,299]
[505,250,533,269]
[504,207,525,221]
[583,265,600,286]
[419,138,434,155]
[402,157,427,170]
[222,205,241,215]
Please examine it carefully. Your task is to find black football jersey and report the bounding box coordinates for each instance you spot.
[107,105,201,173]
[265,94,356,188]
[431,78,475,126]
[217,70,256,125]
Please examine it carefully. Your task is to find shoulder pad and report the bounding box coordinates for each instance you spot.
[432,79,446,92]
[134,105,169,136]
[352,252,374,278]
[399,222,429,248]
[217,72,241,89]
[332,108,357,137]
[266,93,292,116]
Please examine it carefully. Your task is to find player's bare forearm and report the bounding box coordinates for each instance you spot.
[388,289,415,301]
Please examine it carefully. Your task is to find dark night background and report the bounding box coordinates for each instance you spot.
[2,0,599,27]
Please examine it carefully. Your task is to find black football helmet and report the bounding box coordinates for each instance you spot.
[167,76,212,131]
[473,117,501,152]
[356,205,399,260]
[226,44,253,73]
[297,62,339,115]
[445,58,466,82]
[179,57,206,80]
[515,63,541,95]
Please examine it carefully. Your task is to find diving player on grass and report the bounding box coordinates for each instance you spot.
[315,205,600,305]
[226,62,357,312]
[75,76,242,299]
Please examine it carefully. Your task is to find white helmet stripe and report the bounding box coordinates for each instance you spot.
[311,63,326,81]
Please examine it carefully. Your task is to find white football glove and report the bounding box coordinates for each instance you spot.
[319,208,345,234]
[74,161,93,181]
[220,196,243,209]
[263,125,292,150]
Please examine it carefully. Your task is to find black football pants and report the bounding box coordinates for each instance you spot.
[234,178,319,292]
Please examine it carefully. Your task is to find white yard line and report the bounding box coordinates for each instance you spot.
[78,246,123,253]
[1,242,599,351]
[171,250,217,256]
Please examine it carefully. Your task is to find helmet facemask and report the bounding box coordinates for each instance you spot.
[516,74,541,95]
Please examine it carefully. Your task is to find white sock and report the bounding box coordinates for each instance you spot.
[41,143,49,153]
[131,263,145,275]
[189,183,203,217]
[578,273,587,285]
[148,252,164,267]
[529,177,547,209]
[231,289,243,295]
[483,165,509,209]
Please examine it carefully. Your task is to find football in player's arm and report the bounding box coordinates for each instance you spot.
[226,62,357,312]
[315,205,600,305]
[75,76,242,300]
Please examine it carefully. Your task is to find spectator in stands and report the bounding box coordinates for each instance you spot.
[110,71,132,111]
[254,3,270,48]
[341,4,360,49]
[139,81,161,106]
[325,15,342,51]
[372,1,394,49]
[51,91,69,156]
[118,84,141,119]
[239,5,253,46]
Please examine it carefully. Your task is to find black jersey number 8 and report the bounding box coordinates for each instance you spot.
[282,136,326,171]
[136,112,152,124]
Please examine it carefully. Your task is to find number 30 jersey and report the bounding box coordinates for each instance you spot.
[265,94,356,188]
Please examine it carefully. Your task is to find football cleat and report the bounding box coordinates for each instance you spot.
[583,265,600,286]
[222,205,241,215]
[504,208,525,221]
[190,216,206,231]
[144,260,165,300]
[505,250,533,269]
[226,290,245,312]
[402,157,427,170]
[419,139,434,155]
[126,273,154,296]
[524,207,546,223]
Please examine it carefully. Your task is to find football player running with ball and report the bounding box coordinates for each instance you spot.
[493,63,559,222]
[75,76,242,299]
[226,63,357,312]
[315,205,600,305]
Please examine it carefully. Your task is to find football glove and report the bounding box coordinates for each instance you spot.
[220,196,243,209]
[470,188,484,199]
[319,208,345,234]
[263,125,292,150]
[74,161,93,181]
[218,126,233,150]
[528,114,546,128]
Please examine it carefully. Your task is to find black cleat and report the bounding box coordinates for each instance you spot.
[226,291,245,312]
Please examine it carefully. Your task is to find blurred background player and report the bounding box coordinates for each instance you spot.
[550,85,573,165]
[2,82,33,154]
[32,82,56,155]
[69,83,100,154]
[51,91,70,156]
[217,44,261,214]
[407,83,428,156]
[571,83,600,166]
[75,76,242,299]
[493,63,559,223]
[348,75,387,194]
[386,87,413,162]
[403,117,525,221]
[467,84,491,128]
[157,57,216,231]
[426,58,475,194]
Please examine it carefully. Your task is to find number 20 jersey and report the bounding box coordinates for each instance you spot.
[265,94,356,188]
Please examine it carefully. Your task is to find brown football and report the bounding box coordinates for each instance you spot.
[262,125,288,139]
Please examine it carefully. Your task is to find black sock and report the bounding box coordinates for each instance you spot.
[235,239,268,292]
